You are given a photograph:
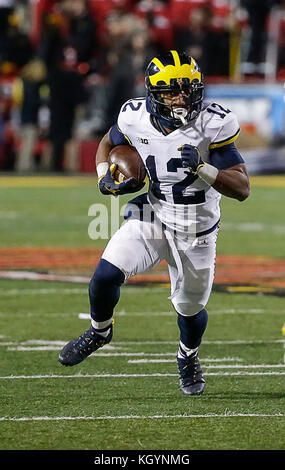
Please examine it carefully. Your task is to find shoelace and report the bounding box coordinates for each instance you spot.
[76,329,106,356]
[178,356,202,385]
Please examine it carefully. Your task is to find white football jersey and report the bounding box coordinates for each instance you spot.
[117,98,240,235]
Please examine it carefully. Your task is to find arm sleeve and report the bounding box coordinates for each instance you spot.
[209,142,244,170]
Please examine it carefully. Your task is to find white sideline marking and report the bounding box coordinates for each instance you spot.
[1,307,282,316]
[0,285,166,295]
[3,308,282,320]
[0,271,90,283]
[0,295,283,316]
[0,372,284,380]
[1,339,284,346]
[223,221,285,234]
[0,288,88,296]
[5,346,243,364]
[0,211,18,219]
[0,308,284,319]
[7,346,66,351]
[0,413,284,422]
[79,309,285,319]
[127,361,285,368]
[111,340,285,345]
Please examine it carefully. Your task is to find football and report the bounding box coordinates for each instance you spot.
[108,145,146,183]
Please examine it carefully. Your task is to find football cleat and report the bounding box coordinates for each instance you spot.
[58,325,113,366]
[177,351,205,396]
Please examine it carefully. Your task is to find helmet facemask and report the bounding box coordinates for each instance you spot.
[149,78,204,128]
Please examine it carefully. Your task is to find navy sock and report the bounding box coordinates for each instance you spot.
[177,309,208,351]
[88,259,125,323]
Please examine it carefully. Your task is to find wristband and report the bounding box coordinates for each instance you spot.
[197,162,219,185]
[96,162,109,180]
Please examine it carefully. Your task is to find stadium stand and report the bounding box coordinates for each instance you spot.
[0,0,284,173]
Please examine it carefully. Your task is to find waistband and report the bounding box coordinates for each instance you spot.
[161,219,220,238]
[196,219,220,237]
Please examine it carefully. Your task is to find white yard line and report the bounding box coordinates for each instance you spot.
[0,306,283,315]
[112,340,285,345]
[0,372,284,380]
[127,360,285,368]
[0,306,284,318]
[79,310,285,319]
[4,347,243,363]
[1,309,283,319]
[0,413,284,422]
[1,339,284,346]
[223,221,285,234]
[0,288,88,295]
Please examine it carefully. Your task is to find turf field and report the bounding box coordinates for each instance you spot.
[0,175,284,451]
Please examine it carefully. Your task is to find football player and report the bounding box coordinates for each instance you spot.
[59,50,250,395]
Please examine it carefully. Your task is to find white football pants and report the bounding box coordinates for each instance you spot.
[102,217,218,316]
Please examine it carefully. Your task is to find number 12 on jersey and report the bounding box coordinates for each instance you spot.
[146,155,205,205]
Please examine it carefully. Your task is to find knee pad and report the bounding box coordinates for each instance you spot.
[89,259,125,290]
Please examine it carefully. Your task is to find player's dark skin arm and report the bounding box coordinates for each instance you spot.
[95,130,115,166]
[212,163,250,201]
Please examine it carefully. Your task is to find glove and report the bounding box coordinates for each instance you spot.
[98,163,145,196]
[180,144,205,174]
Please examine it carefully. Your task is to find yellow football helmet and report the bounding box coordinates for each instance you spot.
[145,50,204,129]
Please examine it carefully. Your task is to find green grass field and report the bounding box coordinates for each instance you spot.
[0,175,284,451]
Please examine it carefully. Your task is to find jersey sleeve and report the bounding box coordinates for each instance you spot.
[209,111,240,150]
[109,124,131,146]
[209,142,244,170]
[116,111,133,145]
[116,99,139,146]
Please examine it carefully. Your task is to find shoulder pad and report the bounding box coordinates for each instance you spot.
[200,101,240,148]
[117,97,146,135]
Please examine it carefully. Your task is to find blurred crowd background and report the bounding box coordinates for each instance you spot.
[0,0,285,173]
